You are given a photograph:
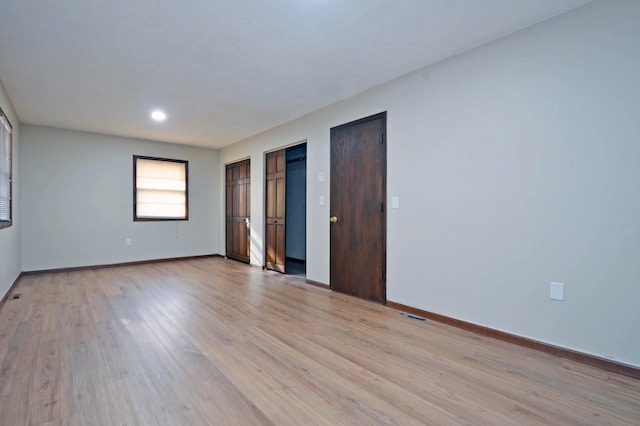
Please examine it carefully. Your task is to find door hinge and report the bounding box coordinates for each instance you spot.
[380,202,384,213]
[380,270,385,280]
[379,133,384,144]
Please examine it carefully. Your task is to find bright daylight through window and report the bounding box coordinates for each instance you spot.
[0,107,12,229]
[134,156,188,221]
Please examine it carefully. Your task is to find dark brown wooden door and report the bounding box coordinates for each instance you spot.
[265,149,286,272]
[225,159,251,264]
[330,112,386,303]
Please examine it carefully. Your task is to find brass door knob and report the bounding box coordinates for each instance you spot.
[330,216,338,223]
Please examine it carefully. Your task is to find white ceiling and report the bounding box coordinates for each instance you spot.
[0,0,593,149]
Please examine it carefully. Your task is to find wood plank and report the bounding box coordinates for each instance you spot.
[0,257,638,425]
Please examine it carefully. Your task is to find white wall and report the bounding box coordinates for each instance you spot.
[0,79,20,298]
[21,125,219,270]
[220,0,640,367]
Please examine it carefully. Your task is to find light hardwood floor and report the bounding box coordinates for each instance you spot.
[0,257,638,425]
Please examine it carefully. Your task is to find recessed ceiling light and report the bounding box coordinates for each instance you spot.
[151,110,167,122]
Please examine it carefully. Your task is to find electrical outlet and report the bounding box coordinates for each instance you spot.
[550,282,564,301]
[125,238,132,246]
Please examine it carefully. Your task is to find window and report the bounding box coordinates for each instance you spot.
[133,155,188,221]
[0,107,12,229]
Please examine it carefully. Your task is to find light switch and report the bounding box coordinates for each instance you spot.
[392,196,399,209]
[319,195,325,206]
[550,282,564,301]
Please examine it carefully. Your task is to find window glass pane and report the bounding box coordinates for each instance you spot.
[0,111,12,226]
[134,156,188,220]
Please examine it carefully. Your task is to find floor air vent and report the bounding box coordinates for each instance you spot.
[401,312,426,321]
